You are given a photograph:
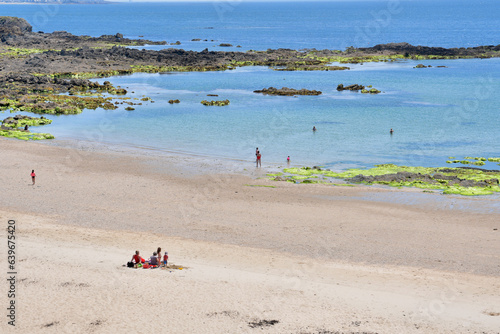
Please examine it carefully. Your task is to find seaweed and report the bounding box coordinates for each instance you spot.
[279,164,500,196]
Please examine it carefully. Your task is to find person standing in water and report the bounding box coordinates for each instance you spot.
[256,151,261,167]
[312,126,317,132]
[390,128,394,135]
[31,170,36,185]
[287,156,290,164]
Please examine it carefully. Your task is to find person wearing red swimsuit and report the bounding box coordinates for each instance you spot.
[256,152,261,167]
[31,170,36,185]
[131,250,143,266]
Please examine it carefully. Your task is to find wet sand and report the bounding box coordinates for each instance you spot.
[0,137,499,333]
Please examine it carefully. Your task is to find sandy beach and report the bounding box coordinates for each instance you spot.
[1,137,499,333]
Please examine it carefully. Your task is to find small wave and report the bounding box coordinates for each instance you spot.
[403,101,452,107]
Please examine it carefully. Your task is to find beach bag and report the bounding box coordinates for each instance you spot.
[127,262,134,268]
[143,263,150,269]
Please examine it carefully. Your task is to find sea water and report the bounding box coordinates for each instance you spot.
[1,1,499,169]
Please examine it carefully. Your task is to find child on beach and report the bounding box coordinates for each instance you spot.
[31,170,36,185]
[157,247,162,264]
[163,252,168,267]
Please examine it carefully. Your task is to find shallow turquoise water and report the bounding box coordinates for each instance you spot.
[1,1,499,169]
[22,58,500,169]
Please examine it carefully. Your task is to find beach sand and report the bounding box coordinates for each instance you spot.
[0,137,499,333]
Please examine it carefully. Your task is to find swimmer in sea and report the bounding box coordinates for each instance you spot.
[390,128,394,135]
[312,126,317,132]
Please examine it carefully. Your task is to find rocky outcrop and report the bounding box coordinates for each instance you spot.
[358,42,500,57]
[337,84,365,91]
[0,16,165,47]
[337,84,381,94]
[0,17,32,38]
[361,88,381,94]
[254,87,322,96]
[201,99,230,106]
[349,171,498,188]
[1,114,52,128]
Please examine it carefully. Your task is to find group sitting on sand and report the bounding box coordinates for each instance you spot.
[129,247,168,269]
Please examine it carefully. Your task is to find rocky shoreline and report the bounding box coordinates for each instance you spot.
[274,164,500,196]
[1,16,500,141]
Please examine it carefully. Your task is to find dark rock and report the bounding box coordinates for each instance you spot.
[433,173,460,181]
[0,16,32,37]
[337,83,365,91]
[348,170,497,189]
[459,180,481,187]
[254,87,322,96]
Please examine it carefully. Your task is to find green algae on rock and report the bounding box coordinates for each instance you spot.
[337,84,381,94]
[361,88,381,94]
[201,99,230,106]
[279,164,500,196]
[1,115,52,128]
[0,94,117,115]
[254,87,322,96]
[0,128,54,140]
